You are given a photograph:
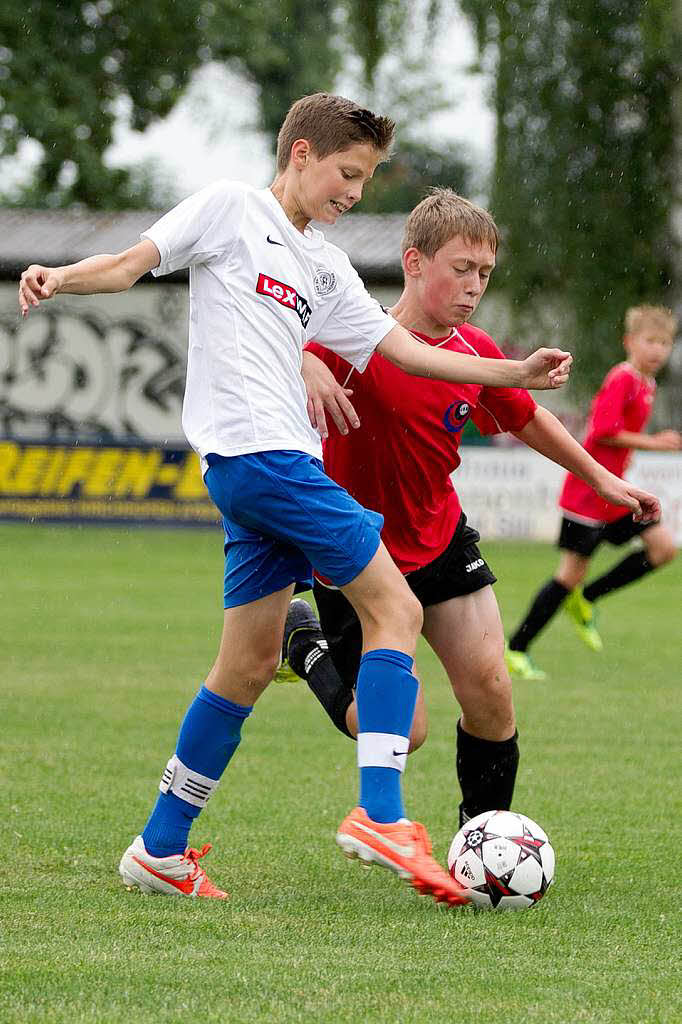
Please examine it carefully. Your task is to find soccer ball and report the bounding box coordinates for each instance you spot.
[448,810,555,910]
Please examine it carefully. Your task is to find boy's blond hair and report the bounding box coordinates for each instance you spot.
[624,304,678,338]
[402,188,500,259]
[276,93,395,173]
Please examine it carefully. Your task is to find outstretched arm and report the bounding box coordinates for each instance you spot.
[600,429,682,452]
[377,324,572,390]
[19,239,161,316]
[514,406,660,522]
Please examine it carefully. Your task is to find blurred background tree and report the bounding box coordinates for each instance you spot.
[0,0,206,207]
[0,0,442,209]
[459,0,681,394]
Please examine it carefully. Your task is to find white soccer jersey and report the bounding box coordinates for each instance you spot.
[142,180,395,466]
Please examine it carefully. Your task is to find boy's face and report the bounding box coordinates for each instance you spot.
[295,142,380,224]
[624,326,674,376]
[412,235,496,328]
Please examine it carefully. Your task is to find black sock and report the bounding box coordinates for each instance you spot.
[288,632,354,739]
[582,551,653,603]
[508,579,569,652]
[456,721,520,828]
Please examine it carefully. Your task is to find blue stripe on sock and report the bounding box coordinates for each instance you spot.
[142,686,253,857]
[356,648,418,824]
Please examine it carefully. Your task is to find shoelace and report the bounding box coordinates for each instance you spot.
[184,843,213,876]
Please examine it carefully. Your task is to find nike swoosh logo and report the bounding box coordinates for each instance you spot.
[353,821,415,859]
[132,854,194,894]
[267,235,285,246]
[392,749,408,758]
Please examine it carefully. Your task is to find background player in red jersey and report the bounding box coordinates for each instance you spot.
[279,189,659,827]
[507,305,679,679]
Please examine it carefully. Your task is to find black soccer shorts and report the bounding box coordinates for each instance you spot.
[558,512,653,557]
[312,512,496,689]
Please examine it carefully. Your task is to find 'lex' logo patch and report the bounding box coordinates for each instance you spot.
[256,273,312,328]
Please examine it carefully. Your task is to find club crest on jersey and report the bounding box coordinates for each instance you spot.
[256,273,312,328]
[313,267,336,296]
[443,400,471,434]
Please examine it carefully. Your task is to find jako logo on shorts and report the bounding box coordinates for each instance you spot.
[443,401,471,434]
[256,273,312,328]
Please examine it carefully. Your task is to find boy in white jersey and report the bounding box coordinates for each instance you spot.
[20,93,574,906]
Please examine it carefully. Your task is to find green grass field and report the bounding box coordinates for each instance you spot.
[1,523,680,1023]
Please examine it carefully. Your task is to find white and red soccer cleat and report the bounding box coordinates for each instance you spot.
[336,806,469,906]
[119,835,229,899]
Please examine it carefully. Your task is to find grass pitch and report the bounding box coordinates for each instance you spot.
[1,523,680,1023]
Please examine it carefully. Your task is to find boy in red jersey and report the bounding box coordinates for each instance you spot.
[507,305,678,678]
[279,190,659,827]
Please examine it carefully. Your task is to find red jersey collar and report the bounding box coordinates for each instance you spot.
[408,326,459,347]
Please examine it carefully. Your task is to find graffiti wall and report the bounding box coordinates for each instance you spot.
[0,283,188,443]
[2,283,681,536]
[0,282,220,524]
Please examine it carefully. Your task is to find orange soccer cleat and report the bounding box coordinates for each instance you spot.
[336,806,469,907]
[119,836,229,899]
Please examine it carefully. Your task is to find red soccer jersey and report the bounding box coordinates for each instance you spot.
[559,362,656,524]
[307,324,537,573]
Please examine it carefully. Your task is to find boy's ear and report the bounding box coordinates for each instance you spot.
[290,139,312,170]
[403,247,423,278]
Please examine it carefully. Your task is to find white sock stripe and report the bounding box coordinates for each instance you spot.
[158,754,220,808]
[304,646,326,674]
[357,731,409,772]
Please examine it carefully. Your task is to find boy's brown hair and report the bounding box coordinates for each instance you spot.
[624,304,678,338]
[402,188,500,259]
[276,93,395,173]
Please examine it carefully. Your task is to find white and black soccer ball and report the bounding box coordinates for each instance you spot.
[448,810,555,910]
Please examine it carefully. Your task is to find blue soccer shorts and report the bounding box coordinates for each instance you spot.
[203,450,384,608]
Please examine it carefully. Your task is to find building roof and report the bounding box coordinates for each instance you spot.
[0,208,406,283]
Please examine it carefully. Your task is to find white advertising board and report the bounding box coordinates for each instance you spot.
[455,446,682,544]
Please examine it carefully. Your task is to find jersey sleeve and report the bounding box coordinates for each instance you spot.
[306,259,395,372]
[141,180,247,275]
[588,367,634,441]
[465,330,537,435]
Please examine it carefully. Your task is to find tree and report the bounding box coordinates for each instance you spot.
[0,0,423,209]
[361,139,471,213]
[0,0,207,207]
[460,0,680,393]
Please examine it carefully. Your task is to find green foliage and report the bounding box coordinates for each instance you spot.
[207,0,343,145]
[0,0,428,210]
[459,0,680,394]
[0,0,206,208]
[361,139,471,213]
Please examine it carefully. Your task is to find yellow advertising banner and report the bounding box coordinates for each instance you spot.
[0,441,218,525]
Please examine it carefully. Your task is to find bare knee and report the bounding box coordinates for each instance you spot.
[208,644,280,699]
[458,660,515,740]
[645,531,677,567]
[357,584,423,651]
[555,551,589,590]
[378,584,423,637]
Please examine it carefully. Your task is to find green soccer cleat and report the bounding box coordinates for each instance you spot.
[564,587,603,652]
[504,645,547,682]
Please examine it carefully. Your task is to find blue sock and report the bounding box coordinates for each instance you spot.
[356,649,418,824]
[142,686,252,857]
